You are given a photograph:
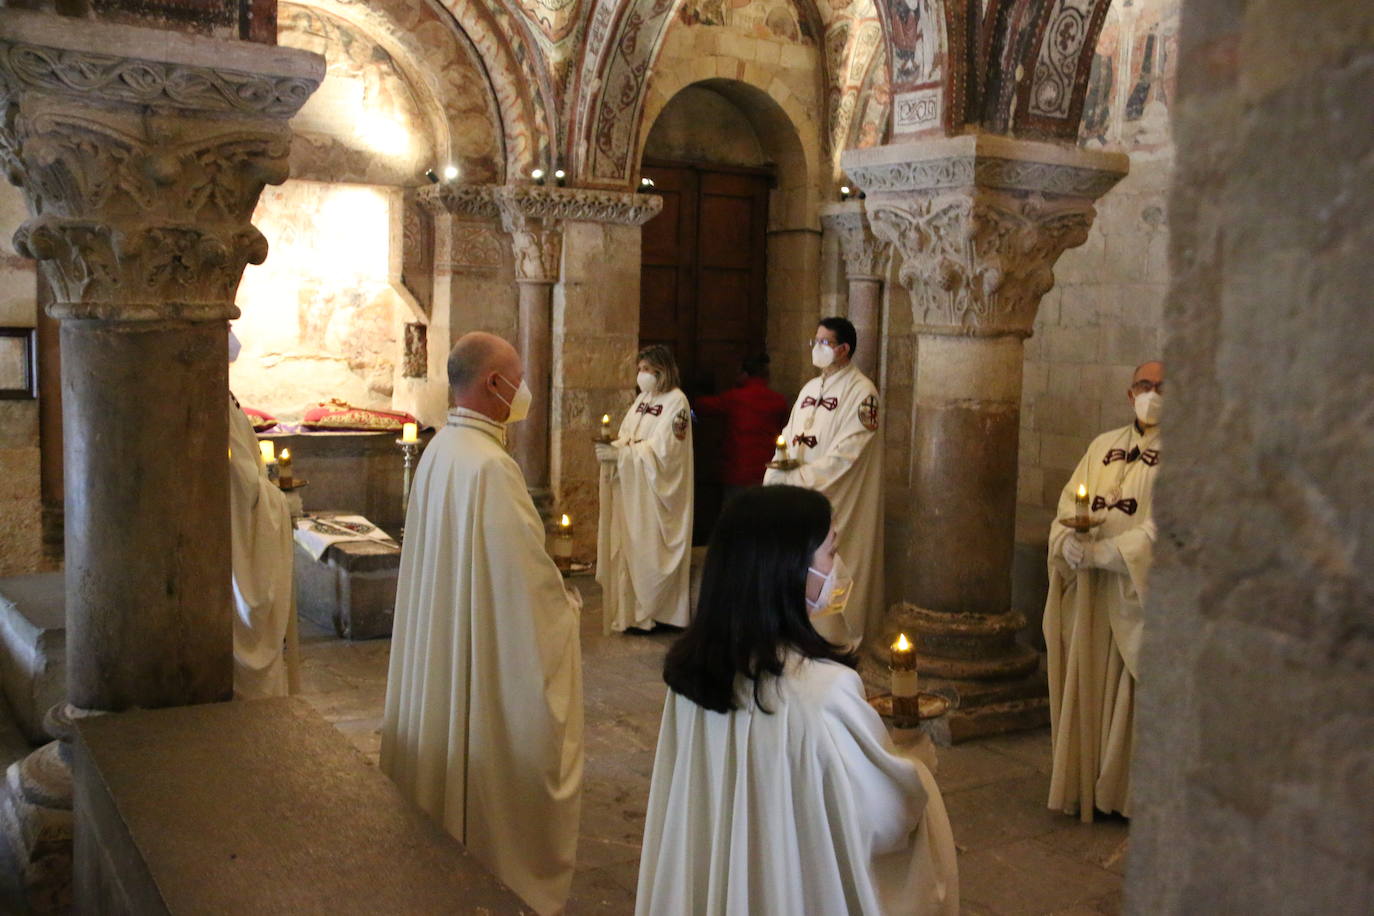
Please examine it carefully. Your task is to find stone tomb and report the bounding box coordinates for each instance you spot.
[294,534,401,640]
[72,697,528,913]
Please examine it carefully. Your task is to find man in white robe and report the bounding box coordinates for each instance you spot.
[595,354,693,633]
[381,332,583,915]
[763,317,883,646]
[636,656,958,915]
[1044,360,1164,821]
[228,328,295,699]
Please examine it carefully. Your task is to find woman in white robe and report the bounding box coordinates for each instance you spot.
[596,345,694,633]
[636,485,958,915]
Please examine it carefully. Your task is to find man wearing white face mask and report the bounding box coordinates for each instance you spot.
[595,345,694,634]
[764,317,883,648]
[382,332,584,915]
[1043,359,1164,823]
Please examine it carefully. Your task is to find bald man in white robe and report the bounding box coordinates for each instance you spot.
[1044,360,1163,821]
[382,333,583,915]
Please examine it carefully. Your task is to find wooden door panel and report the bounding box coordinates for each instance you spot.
[696,268,750,340]
[697,195,755,269]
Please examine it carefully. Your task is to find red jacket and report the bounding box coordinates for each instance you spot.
[695,378,791,487]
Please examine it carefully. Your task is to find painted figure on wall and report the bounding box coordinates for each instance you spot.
[888,0,941,88]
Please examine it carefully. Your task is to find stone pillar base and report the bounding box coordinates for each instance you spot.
[886,603,1039,680]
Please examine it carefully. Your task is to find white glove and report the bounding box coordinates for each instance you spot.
[1083,539,1127,574]
[594,442,617,463]
[1061,536,1086,568]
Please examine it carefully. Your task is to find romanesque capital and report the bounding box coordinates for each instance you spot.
[844,135,1128,337]
[0,10,323,321]
[416,183,501,221]
[490,184,662,282]
[820,200,888,281]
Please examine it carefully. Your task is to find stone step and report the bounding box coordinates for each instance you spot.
[0,575,65,744]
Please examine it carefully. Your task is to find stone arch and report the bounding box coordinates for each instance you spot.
[571,0,833,189]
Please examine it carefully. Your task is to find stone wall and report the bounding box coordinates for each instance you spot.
[0,182,42,577]
[643,86,769,167]
[1126,1,1374,910]
[1016,0,1178,536]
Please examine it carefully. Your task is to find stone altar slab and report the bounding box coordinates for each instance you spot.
[294,529,400,640]
[72,697,530,914]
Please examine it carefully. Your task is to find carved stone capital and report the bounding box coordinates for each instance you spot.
[492,185,663,227]
[821,201,888,281]
[0,10,323,322]
[843,136,1127,337]
[416,184,500,221]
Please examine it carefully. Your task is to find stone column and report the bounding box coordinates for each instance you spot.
[820,201,887,381]
[844,136,1126,729]
[0,8,321,898]
[493,187,564,499]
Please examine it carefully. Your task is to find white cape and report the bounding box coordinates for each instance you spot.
[229,396,294,699]
[764,364,884,646]
[381,409,583,916]
[636,656,958,915]
[597,387,694,632]
[1044,423,1159,820]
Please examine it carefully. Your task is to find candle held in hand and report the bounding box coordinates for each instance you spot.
[553,513,574,562]
[1075,483,1090,522]
[278,448,293,486]
[773,434,788,462]
[402,422,419,443]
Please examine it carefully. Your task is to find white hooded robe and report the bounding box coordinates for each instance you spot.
[228,396,294,699]
[597,387,694,632]
[763,364,884,646]
[635,655,958,915]
[381,408,584,915]
[1044,422,1159,821]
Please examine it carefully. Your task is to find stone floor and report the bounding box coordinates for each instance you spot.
[297,577,1128,915]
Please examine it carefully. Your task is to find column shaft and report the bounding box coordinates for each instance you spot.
[514,279,553,489]
[62,321,232,709]
[847,276,883,381]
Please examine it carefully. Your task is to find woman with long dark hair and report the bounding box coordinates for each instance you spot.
[635,485,958,915]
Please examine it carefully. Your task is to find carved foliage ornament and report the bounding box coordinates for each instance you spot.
[866,190,1095,337]
[0,33,318,320]
[0,40,318,119]
[826,209,888,280]
[846,154,1123,199]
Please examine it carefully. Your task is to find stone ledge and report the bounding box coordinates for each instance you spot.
[73,698,530,913]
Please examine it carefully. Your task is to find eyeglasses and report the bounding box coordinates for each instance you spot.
[1130,379,1164,394]
[807,339,836,350]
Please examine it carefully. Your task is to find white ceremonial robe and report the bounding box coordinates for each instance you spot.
[597,387,694,633]
[1044,422,1160,821]
[228,396,294,699]
[381,408,583,916]
[763,363,884,646]
[636,655,958,916]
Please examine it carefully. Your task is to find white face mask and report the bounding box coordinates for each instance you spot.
[227,329,242,363]
[1134,390,1162,427]
[636,371,658,395]
[494,373,532,424]
[811,342,836,370]
[806,554,852,619]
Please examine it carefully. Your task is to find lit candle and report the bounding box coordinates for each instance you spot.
[278,448,293,487]
[774,434,789,463]
[259,440,275,463]
[1075,483,1090,523]
[402,422,419,444]
[553,513,574,565]
[890,633,919,718]
[601,414,611,439]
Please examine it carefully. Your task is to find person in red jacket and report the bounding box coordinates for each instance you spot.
[694,354,791,496]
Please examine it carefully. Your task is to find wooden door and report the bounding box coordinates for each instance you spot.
[640,160,772,542]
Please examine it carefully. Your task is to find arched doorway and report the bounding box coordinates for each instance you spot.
[639,78,811,540]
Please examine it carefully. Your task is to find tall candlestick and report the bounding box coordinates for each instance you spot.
[890,632,919,718]
[402,422,419,444]
[1075,483,1090,523]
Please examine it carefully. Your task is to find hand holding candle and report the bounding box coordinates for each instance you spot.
[1074,483,1090,523]
[890,633,920,718]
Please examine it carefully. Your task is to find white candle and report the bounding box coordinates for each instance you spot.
[773,434,789,462]
[278,448,293,486]
[554,513,574,559]
[259,440,275,463]
[890,633,919,718]
[402,422,419,443]
[1075,483,1090,522]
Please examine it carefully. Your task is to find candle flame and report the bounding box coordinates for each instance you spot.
[1076,483,1088,499]
[559,514,571,528]
[893,633,912,651]
[280,448,290,460]
[601,414,610,424]
[776,435,786,447]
